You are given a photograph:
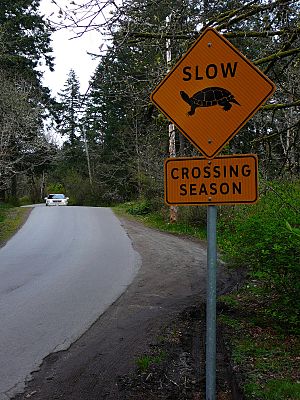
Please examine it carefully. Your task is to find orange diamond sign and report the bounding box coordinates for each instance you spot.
[151,28,276,159]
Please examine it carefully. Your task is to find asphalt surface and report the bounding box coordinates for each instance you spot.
[0,206,140,399]
[12,217,237,400]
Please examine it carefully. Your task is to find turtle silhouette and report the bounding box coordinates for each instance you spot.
[180,87,240,116]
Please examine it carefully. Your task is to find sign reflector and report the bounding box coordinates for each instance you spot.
[165,154,258,205]
[151,28,276,159]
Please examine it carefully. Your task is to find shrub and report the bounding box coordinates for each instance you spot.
[19,196,31,206]
[46,183,66,194]
[218,181,300,332]
[126,200,152,215]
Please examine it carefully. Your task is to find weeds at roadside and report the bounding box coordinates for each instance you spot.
[0,204,30,247]
[136,351,167,372]
[113,201,207,240]
[219,289,300,400]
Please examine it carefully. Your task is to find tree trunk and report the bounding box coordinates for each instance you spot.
[167,14,178,223]
[11,175,18,204]
[0,186,6,202]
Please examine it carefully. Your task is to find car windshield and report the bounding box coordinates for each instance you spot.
[48,194,65,199]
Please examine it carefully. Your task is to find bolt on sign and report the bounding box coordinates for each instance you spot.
[165,154,258,206]
[151,28,276,159]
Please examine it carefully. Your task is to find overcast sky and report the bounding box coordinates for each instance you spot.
[39,1,104,98]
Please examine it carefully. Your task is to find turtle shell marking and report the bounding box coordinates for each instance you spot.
[180,87,240,116]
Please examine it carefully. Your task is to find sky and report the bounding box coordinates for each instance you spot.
[39,1,105,98]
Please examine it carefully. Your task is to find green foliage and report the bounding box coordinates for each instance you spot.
[136,355,153,371]
[244,379,300,400]
[56,170,88,206]
[45,1,300,205]
[136,351,166,372]
[178,206,207,228]
[218,314,242,329]
[6,196,20,207]
[0,0,54,199]
[114,201,207,239]
[0,0,54,75]
[19,196,31,206]
[126,200,152,215]
[0,203,12,223]
[262,380,300,400]
[219,291,299,400]
[219,293,240,308]
[218,181,300,331]
[57,69,82,145]
[0,204,29,246]
[286,221,300,238]
[46,183,66,195]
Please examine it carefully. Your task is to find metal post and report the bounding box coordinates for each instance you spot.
[206,205,217,400]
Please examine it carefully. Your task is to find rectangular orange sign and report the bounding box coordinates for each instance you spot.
[165,154,258,206]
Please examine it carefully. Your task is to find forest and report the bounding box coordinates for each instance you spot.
[1,0,299,205]
[0,1,299,398]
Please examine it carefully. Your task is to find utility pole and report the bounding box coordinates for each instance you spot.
[82,125,93,189]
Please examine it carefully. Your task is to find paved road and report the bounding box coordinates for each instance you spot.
[0,206,140,399]
[11,217,237,400]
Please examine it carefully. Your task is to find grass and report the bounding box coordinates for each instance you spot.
[136,351,167,372]
[244,379,300,400]
[113,201,207,240]
[219,289,300,400]
[0,204,31,247]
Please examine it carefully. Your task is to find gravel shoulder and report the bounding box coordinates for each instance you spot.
[13,216,238,400]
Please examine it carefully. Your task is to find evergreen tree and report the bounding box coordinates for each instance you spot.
[86,0,300,186]
[0,0,54,200]
[58,69,82,145]
[83,0,203,202]
[0,0,54,79]
[60,0,300,204]
[57,69,86,173]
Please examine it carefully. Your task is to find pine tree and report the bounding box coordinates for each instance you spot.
[0,0,54,200]
[58,70,82,144]
[0,0,54,79]
[66,0,300,201]
[57,69,86,171]
[82,0,201,202]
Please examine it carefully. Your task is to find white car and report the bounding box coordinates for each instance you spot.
[45,194,69,206]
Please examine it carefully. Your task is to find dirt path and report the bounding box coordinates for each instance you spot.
[13,217,237,400]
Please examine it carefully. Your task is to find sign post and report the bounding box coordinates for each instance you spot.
[164,153,258,399]
[206,205,217,400]
[150,27,276,400]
